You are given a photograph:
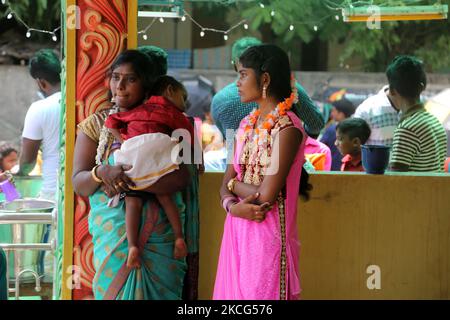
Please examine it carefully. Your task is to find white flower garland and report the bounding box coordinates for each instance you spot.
[95,105,119,165]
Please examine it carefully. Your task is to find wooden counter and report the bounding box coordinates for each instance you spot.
[198,172,450,299]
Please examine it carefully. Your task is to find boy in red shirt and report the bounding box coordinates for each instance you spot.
[335,118,371,172]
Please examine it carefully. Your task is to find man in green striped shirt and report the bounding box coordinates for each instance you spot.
[387,56,447,172]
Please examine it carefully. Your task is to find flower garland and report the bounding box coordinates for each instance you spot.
[239,76,299,185]
[244,91,296,134]
[95,105,119,165]
[244,75,299,136]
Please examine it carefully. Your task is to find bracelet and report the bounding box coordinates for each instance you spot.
[227,200,238,213]
[221,196,237,211]
[91,165,103,183]
[227,177,238,193]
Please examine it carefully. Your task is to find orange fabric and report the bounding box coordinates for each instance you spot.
[305,153,327,171]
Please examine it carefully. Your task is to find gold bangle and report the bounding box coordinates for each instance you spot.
[91,165,102,183]
[227,177,237,193]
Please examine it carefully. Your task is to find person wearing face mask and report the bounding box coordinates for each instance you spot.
[18,49,61,200]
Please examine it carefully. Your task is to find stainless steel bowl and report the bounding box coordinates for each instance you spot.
[0,198,55,213]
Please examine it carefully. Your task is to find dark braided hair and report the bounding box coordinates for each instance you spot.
[239,44,292,103]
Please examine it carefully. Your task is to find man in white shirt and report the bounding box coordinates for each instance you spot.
[18,49,61,284]
[18,49,61,200]
[353,85,400,147]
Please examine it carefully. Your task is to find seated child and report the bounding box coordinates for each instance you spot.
[335,118,371,172]
[0,143,19,199]
[105,75,195,268]
[0,142,18,173]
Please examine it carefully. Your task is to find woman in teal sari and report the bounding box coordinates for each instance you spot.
[72,50,194,300]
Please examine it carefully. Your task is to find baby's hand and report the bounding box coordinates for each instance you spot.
[0,171,13,183]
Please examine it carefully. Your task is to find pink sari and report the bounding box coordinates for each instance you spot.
[213,111,306,300]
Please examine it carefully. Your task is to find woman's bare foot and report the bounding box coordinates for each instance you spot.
[173,238,187,260]
[127,246,141,269]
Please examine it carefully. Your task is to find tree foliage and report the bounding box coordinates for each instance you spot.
[235,0,450,72]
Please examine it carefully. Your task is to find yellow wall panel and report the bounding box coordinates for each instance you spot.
[198,173,450,299]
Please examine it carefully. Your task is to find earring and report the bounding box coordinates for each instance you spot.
[262,86,267,99]
[110,96,116,103]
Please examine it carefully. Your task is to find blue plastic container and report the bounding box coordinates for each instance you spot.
[361,145,390,174]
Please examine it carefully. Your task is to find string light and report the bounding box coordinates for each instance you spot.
[135,7,334,43]
[137,17,157,41]
[2,2,61,41]
[138,9,247,41]
[224,34,228,41]
[3,0,343,45]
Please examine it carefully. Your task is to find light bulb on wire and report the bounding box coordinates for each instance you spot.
[142,33,148,40]
[259,3,265,8]
[289,24,294,31]
[271,10,275,17]
[52,34,58,42]
[200,30,205,37]
[335,15,340,21]
[224,34,228,41]
[313,25,318,32]
[26,30,31,38]
[7,12,13,19]
[181,16,186,22]
[1,0,6,5]
[159,17,164,23]
[244,23,248,30]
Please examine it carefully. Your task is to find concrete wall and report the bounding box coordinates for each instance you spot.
[0,65,40,146]
[174,69,450,96]
[198,172,450,299]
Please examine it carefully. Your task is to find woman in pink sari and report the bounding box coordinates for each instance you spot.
[213,44,308,300]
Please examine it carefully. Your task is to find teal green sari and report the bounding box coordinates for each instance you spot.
[88,160,188,300]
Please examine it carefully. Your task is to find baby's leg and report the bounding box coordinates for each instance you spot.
[125,196,143,268]
[156,194,187,259]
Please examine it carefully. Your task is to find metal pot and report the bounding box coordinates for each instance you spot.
[0,198,55,213]
[0,198,55,283]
